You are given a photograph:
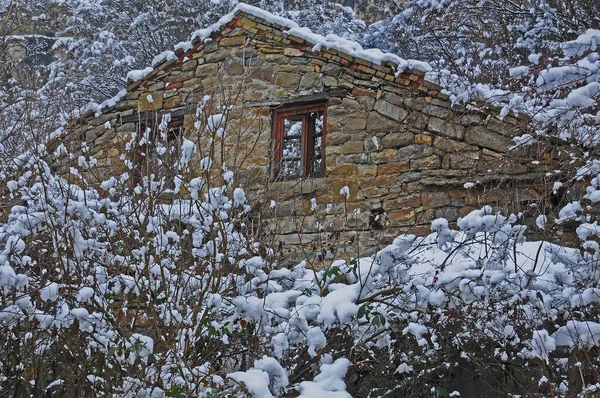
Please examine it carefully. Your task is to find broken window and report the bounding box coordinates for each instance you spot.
[134,116,185,190]
[271,102,327,181]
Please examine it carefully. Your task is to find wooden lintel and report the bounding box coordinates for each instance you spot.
[246,89,348,109]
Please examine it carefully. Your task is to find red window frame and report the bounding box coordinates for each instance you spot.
[271,102,327,181]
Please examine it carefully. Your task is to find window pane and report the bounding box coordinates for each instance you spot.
[309,113,324,177]
[280,118,303,178]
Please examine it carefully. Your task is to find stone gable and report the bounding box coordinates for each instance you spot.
[60,5,565,260]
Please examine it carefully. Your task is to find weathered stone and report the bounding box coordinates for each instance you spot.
[281,47,301,57]
[383,194,421,211]
[405,111,428,130]
[422,104,451,119]
[343,116,367,131]
[414,134,433,145]
[435,207,459,221]
[410,155,440,170]
[249,65,273,82]
[328,132,351,146]
[388,209,415,225]
[290,57,310,65]
[328,164,354,177]
[397,172,422,183]
[374,100,409,122]
[138,93,163,112]
[274,72,301,89]
[223,57,244,75]
[115,100,138,111]
[346,153,371,164]
[181,59,198,72]
[204,48,230,63]
[381,132,414,149]
[299,72,323,94]
[465,126,512,153]
[371,149,399,164]
[220,36,247,47]
[427,117,465,139]
[85,130,99,143]
[449,152,479,169]
[364,136,383,152]
[341,141,364,154]
[378,162,409,175]
[163,96,182,109]
[196,63,220,77]
[397,145,434,160]
[381,92,401,106]
[321,62,342,76]
[323,76,338,87]
[433,137,479,153]
[422,191,450,208]
[356,164,377,178]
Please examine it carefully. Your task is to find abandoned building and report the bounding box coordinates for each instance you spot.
[64,4,560,259]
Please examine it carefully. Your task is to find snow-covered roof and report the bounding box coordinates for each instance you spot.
[90,3,432,118]
[129,3,431,83]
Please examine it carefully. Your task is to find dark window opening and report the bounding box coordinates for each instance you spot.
[271,102,327,181]
[134,116,185,190]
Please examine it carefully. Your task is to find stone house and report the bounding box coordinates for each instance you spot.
[64,4,558,259]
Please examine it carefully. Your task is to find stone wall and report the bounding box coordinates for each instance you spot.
[62,9,561,261]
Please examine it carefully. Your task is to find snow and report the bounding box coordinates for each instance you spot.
[339,186,350,199]
[126,67,153,82]
[228,369,274,398]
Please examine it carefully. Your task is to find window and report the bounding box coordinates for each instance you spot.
[271,103,327,181]
[134,116,185,190]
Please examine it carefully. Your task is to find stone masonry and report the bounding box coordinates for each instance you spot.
[61,6,563,261]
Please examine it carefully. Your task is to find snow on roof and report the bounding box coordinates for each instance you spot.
[130,3,431,83]
[85,3,432,117]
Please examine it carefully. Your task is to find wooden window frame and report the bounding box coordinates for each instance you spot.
[271,102,327,181]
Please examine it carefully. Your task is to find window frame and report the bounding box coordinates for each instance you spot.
[271,102,327,181]
[134,116,186,188]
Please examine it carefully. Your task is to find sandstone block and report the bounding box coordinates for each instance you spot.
[383,194,421,211]
[388,209,415,225]
[377,161,409,175]
[433,137,479,153]
[397,145,434,160]
[299,72,323,94]
[422,191,450,208]
[374,100,409,122]
[410,155,440,170]
[397,172,422,183]
[465,126,512,153]
[341,141,364,154]
[275,72,301,89]
[428,117,465,139]
[223,57,244,75]
[367,111,400,133]
[414,134,433,145]
[381,132,414,149]
[328,164,354,177]
[422,104,451,119]
[328,132,351,146]
[450,151,479,169]
[196,63,219,77]
[371,149,399,164]
[356,164,378,178]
